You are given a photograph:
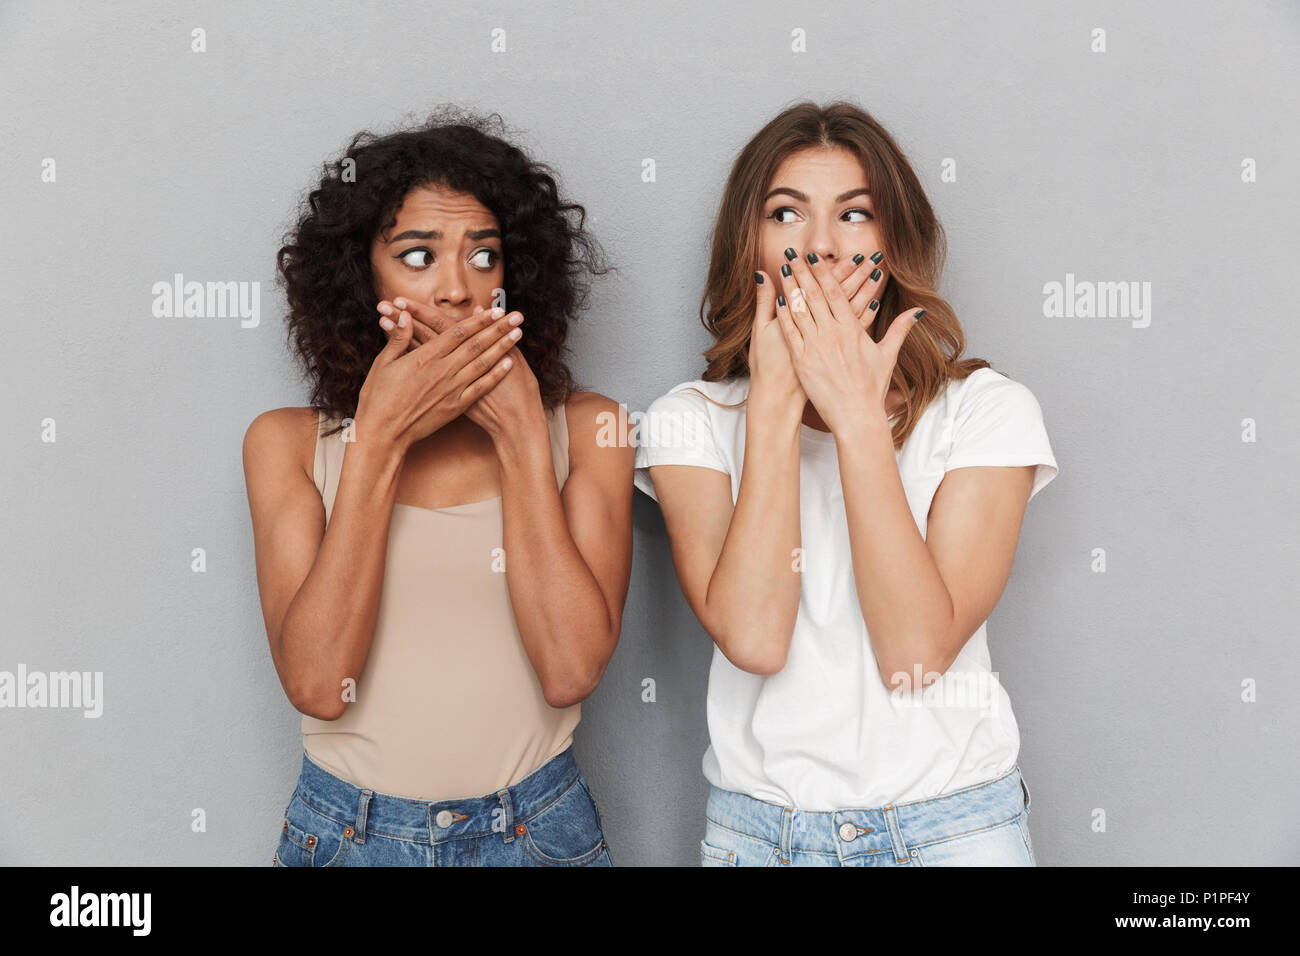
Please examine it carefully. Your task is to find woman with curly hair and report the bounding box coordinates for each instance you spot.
[242,108,632,867]
[635,101,1059,866]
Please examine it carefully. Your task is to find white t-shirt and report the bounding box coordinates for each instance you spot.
[633,367,1059,809]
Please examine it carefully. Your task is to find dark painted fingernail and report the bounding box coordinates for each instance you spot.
[870,268,882,281]
[784,247,797,261]
[852,253,865,265]
[781,264,792,278]
[754,272,764,284]
[777,294,787,308]
[915,309,926,319]
[870,251,884,264]
[806,252,819,264]
[869,299,879,311]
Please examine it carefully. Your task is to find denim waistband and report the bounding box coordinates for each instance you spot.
[706,764,1030,864]
[294,745,581,845]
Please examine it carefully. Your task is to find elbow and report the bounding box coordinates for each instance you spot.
[875,649,955,693]
[730,647,788,676]
[542,671,599,710]
[289,696,346,722]
[716,626,788,676]
[285,677,348,722]
[540,644,613,710]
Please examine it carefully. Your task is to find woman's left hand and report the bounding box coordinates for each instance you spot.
[773,248,924,436]
[378,297,544,443]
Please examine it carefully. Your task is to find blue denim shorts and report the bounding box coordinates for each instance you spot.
[272,745,612,867]
[701,764,1035,866]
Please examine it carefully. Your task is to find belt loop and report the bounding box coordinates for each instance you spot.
[497,789,515,843]
[883,806,910,863]
[778,808,794,864]
[354,789,372,843]
[1020,773,1032,814]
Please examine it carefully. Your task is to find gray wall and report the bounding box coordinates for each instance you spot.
[2,0,1296,866]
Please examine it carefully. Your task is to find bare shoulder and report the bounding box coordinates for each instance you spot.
[242,405,319,483]
[561,390,634,466]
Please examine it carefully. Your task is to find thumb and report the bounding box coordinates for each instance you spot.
[880,307,924,369]
[373,309,415,367]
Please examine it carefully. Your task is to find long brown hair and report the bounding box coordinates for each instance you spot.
[698,100,992,449]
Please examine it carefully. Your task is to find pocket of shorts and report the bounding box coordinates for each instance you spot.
[275,790,352,868]
[700,839,737,867]
[520,777,607,866]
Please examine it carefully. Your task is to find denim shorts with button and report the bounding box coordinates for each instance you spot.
[272,745,612,867]
[700,764,1035,867]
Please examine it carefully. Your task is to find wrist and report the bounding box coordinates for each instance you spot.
[346,430,408,487]
[490,405,552,468]
[747,387,805,433]
[350,409,412,461]
[829,405,893,444]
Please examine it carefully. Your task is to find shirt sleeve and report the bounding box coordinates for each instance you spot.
[944,373,1060,502]
[633,386,730,501]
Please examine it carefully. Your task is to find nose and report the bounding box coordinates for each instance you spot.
[806,219,839,263]
[430,258,472,314]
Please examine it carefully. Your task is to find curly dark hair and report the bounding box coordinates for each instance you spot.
[277,106,608,434]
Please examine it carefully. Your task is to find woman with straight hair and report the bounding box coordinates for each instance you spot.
[635,100,1059,866]
[244,107,632,866]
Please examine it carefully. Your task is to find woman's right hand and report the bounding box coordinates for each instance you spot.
[353,305,524,453]
[747,270,806,419]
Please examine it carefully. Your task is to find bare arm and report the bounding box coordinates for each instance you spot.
[647,273,808,675]
[495,392,635,708]
[648,393,804,674]
[243,408,407,720]
[243,308,519,719]
[837,412,1035,688]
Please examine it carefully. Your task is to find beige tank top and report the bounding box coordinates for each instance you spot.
[301,404,581,801]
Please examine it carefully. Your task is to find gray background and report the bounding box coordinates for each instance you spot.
[2,0,1297,865]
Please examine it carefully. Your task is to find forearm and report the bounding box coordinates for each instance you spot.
[278,435,406,718]
[496,417,615,706]
[836,414,955,688]
[706,399,804,673]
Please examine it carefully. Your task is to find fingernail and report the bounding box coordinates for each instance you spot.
[377,302,395,316]
[777,294,787,308]
[393,297,407,309]
[784,248,797,261]
[781,264,792,278]
[398,312,409,328]
[870,251,884,264]
[508,312,524,326]
[509,327,522,340]
[806,252,819,264]
[870,268,882,281]
[754,271,764,285]
[380,317,395,331]
[915,309,926,320]
[869,299,879,311]
[491,307,505,318]
[852,253,865,265]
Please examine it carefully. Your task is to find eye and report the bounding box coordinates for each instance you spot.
[397,248,433,268]
[844,208,875,223]
[469,248,499,270]
[767,206,800,224]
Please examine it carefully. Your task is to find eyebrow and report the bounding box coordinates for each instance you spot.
[385,227,501,243]
[762,187,871,203]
